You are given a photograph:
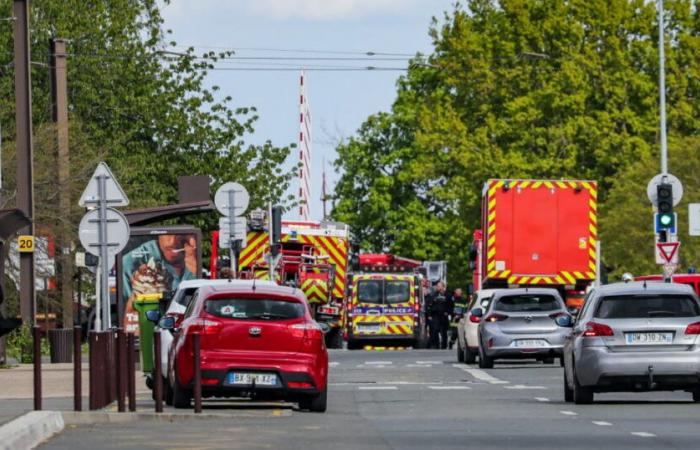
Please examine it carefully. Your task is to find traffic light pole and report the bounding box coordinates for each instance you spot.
[658,0,668,177]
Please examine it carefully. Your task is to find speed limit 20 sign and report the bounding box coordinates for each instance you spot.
[17,235,34,253]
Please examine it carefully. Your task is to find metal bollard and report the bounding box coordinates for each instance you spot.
[127,333,136,412]
[33,326,42,411]
[116,329,126,412]
[73,326,82,411]
[193,332,202,414]
[154,330,163,413]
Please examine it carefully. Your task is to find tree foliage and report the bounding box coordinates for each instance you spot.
[333,0,700,287]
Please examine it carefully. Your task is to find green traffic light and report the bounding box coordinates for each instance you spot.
[659,214,673,227]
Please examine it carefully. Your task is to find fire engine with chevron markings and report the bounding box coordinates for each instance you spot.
[235,217,351,348]
[470,179,598,309]
[344,254,428,350]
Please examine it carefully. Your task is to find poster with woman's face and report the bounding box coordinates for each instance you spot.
[120,231,200,334]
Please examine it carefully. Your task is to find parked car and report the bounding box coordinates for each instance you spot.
[164,282,328,412]
[561,282,700,404]
[457,289,499,364]
[473,288,571,368]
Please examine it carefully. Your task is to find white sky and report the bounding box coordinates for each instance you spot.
[161,0,456,219]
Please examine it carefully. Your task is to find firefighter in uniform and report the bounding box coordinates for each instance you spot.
[448,288,466,349]
[426,281,452,349]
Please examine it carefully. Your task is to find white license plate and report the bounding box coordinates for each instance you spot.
[318,306,339,315]
[625,332,673,345]
[513,339,548,348]
[226,372,278,386]
[357,324,381,333]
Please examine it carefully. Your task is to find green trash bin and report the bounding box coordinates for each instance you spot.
[133,293,163,374]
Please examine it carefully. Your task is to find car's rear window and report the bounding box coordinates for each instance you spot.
[385,281,410,304]
[595,295,700,319]
[175,288,197,307]
[205,298,304,320]
[495,295,560,312]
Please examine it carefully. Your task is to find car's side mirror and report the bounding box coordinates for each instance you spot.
[145,310,161,323]
[471,307,483,318]
[555,315,574,328]
[159,316,176,330]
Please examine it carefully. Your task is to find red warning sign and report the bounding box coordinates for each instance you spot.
[656,242,680,264]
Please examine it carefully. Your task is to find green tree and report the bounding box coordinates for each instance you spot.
[334,0,700,287]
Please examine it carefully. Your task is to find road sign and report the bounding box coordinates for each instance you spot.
[214,182,249,217]
[690,204,700,236]
[647,173,683,207]
[17,235,34,253]
[78,162,129,207]
[218,217,247,248]
[656,241,680,264]
[78,208,130,259]
[654,213,677,234]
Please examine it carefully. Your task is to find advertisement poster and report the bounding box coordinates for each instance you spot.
[119,227,201,334]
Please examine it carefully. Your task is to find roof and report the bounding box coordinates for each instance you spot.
[197,282,308,300]
[492,287,563,298]
[597,281,695,296]
[176,278,278,290]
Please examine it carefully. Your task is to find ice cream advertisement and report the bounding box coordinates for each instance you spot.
[118,227,201,334]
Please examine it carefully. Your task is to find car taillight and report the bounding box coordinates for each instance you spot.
[484,313,508,322]
[290,322,323,340]
[189,318,222,335]
[469,314,481,324]
[583,322,614,337]
[685,322,700,335]
[287,381,314,389]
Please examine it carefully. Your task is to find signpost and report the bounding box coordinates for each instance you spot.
[78,162,130,331]
[656,241,680,265]
[214,182,249,277]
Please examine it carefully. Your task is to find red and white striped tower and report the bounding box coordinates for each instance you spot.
[298,70,312,220]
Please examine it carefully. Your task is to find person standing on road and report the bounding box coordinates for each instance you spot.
[448,288,466,349]
[427,281,452,349]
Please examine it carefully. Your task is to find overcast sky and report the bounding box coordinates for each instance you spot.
[161,0,456,219]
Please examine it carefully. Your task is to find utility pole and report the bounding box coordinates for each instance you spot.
[658,0,668,177]
[13,0,35,325]
[321,159,327,219]
[50,38,73,329]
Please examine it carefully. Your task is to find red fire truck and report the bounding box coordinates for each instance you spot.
[344,254,428,349]
[470,179,598,308]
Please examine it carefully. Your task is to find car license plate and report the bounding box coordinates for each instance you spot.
[226,372,278,386]
[625,332,673,345]
[357,323,381,333]
[318,305,339,315]
[513,339,547,348]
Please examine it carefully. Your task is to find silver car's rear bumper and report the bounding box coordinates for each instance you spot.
[482,325,568,359]
[577,346,700,388]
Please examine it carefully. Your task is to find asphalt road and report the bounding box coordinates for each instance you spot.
[44,349,700,449]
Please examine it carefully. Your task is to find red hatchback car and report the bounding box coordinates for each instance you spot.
[165,283,328,412]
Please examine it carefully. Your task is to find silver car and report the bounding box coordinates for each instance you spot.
[561,282,700,404]
[473,288,571,368]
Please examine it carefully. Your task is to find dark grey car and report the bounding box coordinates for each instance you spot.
[561,282,700,404]
[473,288,571,368]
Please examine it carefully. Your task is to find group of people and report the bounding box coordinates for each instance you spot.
[424,281,467,350]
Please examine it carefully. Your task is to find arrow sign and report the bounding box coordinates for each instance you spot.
[79,162,129,207]
[656,241,680,264]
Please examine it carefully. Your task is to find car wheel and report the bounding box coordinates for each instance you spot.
[542,357,555,365]
[172,375,192,409]
[326,329,343,349]
[346,339,361,350]
[165,378,174,406]
[573,366,594,405]
[563,369,574,403]
[299,389,327,413]
[692,390,700,402]
[457,341,465,363]
[464,346,477,365]
[478,342,494,369]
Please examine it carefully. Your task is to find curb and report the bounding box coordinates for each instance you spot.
[0,411,64,450]
[61,409,293,424]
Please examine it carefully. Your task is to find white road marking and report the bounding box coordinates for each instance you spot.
[559,411,578,416]
[329,362,339,367]
[358,386,398,390]
[452,364,509,384]
[504,384,547,390]
[630,432,656,438]
[592,421,612,426]
[428,386,471,390]
[534,397,550,402]
[416,360,442,364]
[365,361,392,365]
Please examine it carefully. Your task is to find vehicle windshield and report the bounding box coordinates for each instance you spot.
[495,295,560,312]
[595,295,700,319]
[357,280,412,305]
[204,298,304,320]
